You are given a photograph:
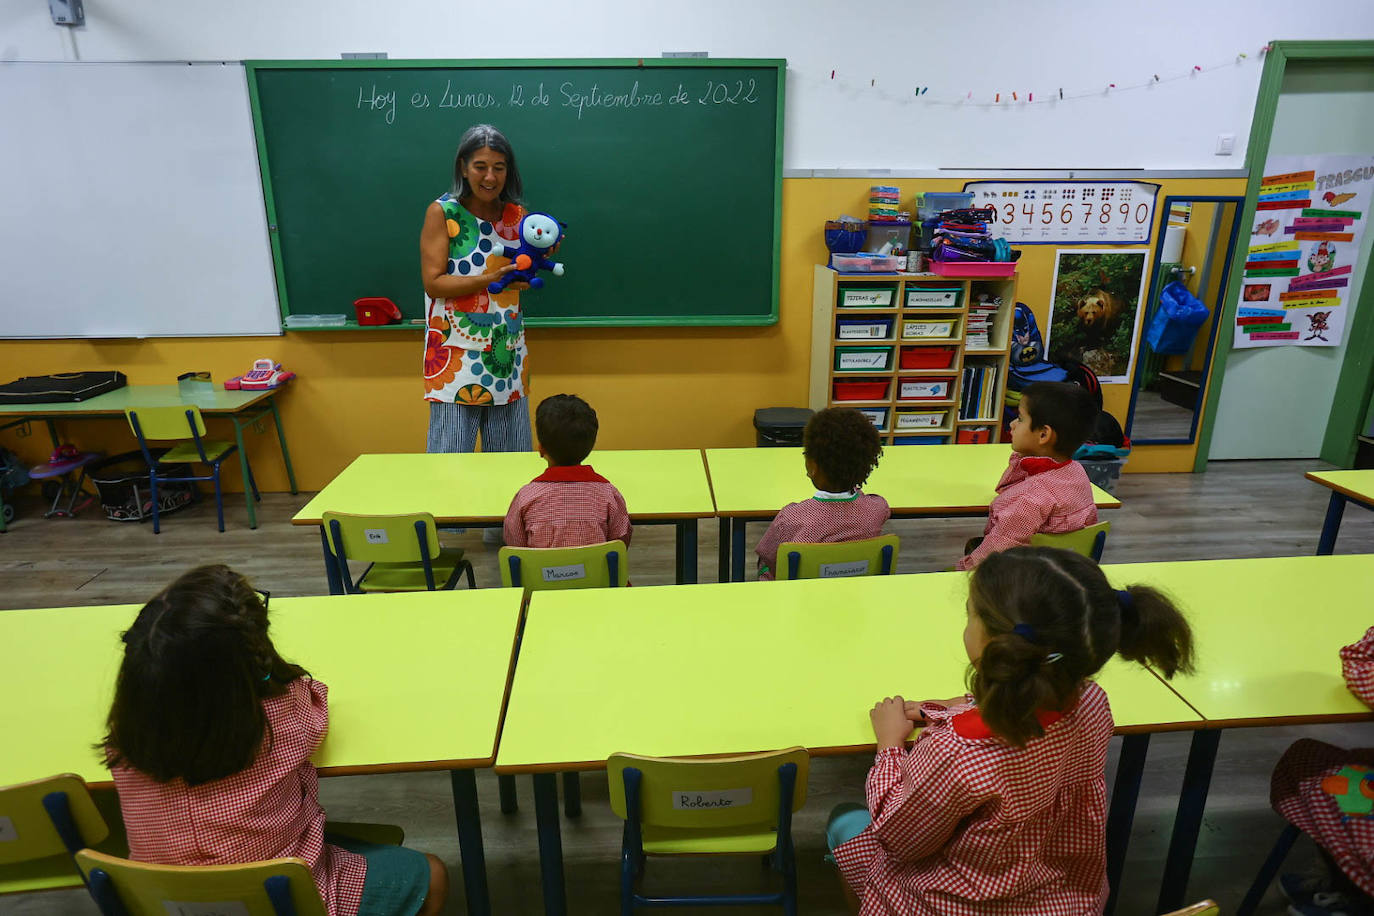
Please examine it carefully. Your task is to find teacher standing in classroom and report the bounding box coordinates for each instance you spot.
[419,123,531,454]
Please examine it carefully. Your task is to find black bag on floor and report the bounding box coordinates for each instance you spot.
[0,371,127,404]
[88,450,196,522]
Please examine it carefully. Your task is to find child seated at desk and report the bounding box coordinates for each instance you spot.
[956,381,1098,571]
[755,406,890,580]
[503,393,632,548]
[828,546,1194,914]
[1269,625,1374,915]
[103,565,448,916]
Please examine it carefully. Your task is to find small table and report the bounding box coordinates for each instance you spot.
[293,449,717,593]
[495,573,1197,916]
[1306,469,1374,554]
[0,589,524,916]
[705,444,1121,582]
[0,383,297,532]
[1100,554,1374,913]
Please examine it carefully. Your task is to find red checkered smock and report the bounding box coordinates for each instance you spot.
[110,678,367,916]
[1270,626,1374,896]
[834,682,1112,915]
[754,491,891,580]
[956,454,1098,571]
[503,464,632,548]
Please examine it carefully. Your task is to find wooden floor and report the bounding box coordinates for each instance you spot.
[1131,390,1197,441]
[4,458,1374,915]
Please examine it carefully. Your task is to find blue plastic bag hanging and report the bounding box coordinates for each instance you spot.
[1145,281,1210,355]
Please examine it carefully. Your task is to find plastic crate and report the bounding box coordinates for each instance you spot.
[901,318,957,340]
[895,408,948,430]
[893,436,950,445]
[1076,457,1127,494]
[856,407,889,430]
[88,450,197,522]
[837,316,895,340]
[899,346,957,370]
[834,346,893,372]
[838,285,896,307]
[904,286,962,308]
[897,376,954,401]
[833,379,889,401]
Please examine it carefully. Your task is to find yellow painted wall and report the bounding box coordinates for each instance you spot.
[0,176,1244,491]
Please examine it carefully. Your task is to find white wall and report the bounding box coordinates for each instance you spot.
[4,0,1372,169]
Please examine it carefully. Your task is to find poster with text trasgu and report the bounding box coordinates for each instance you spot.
[1236,155,1372,349]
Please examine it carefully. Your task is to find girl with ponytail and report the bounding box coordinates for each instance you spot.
[828,546,1194,915]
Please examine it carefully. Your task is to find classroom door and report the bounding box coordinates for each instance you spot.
[1209,61,1374,459]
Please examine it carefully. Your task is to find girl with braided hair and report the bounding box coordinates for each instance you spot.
[102,565,447,916]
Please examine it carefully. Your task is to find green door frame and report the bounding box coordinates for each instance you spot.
[1194,40,1374,471]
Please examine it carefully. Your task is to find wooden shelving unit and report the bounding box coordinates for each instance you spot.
[810,266,1016,445]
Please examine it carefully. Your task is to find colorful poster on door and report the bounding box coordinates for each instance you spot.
[1234,154,1373,349]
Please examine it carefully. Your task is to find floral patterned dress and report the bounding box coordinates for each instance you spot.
[422,195,527,406]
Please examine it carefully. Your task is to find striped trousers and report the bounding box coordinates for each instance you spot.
[426,400,532,454]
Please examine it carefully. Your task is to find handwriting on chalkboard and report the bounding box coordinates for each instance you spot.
[354,78,762,124]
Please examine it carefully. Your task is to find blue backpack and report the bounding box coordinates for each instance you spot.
[1008,302,1068,388]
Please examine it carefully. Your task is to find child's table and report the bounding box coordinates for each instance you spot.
[293,449,717,593]
[1306,469,1374,554]
[0,588,523,916]
[705,443,1121,582]
[495,572,1197,916]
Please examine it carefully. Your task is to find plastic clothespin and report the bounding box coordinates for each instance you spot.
[995,92,1000,102]
[1058,87,1063,100]
[830,70,835,79]
[1193,65,1202,72]
[1028,92,1033,102]
[1153,74,1160,82]
[1012,91,1017,101]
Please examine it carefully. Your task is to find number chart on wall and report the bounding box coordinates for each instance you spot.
[962,181,1159,245]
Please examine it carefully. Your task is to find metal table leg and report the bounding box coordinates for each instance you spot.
[679,519,698,585]
[449,769,491,916]
[1105,733,1150,915]
[1317,491,1347,555]
[731,518,747,583]
[1156,730,1222,914]
[267,394,299,494]
[231,418,257,530]
[319,526,345,595]
[533,773,567,916]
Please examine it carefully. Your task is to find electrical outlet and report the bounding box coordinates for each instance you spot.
[1215,133,1236,156]
[49,0,83,26]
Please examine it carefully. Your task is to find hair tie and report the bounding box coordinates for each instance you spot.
[1044,652,1064,664]
[1012,622,1039,643]
[1116,589,1135,612]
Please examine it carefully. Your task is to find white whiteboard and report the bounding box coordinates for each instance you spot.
[0,62,280,338]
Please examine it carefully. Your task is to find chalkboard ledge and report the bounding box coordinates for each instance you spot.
[284,320,423,332]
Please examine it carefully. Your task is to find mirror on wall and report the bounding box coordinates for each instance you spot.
[1126,196,1244,445]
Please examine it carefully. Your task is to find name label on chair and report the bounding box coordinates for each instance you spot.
[819,560,869,578]
[672,788,753,809]
[364,528,389,544]
[162,901,251,916]
[0,816,16,841]
[541,563,587,582]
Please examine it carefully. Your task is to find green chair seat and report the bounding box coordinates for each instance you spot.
[1030,520,1112,562]
[158,440,235,464]
[0,776,123,897]
[358,547,468,592]
[641,822,780,856]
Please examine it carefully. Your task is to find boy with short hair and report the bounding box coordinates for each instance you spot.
[503,394,632,548]
[955,381,1098,570]
[755,407,890,580]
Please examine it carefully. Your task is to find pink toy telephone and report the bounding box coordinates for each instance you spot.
[224,359,295,391]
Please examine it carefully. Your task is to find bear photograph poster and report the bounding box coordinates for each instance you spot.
[1044,250,1150,384]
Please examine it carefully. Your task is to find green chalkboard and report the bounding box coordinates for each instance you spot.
[245,59,784,328]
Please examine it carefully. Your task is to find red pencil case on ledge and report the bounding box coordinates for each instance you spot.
[354,297,402,326]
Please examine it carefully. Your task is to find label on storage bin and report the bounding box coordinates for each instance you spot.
[897,412,944,429]
[672,788,753,810]
[541,563,587,582]
[819,560,870,578]
[364,528,389,544]
[841,289,893,307]
[906,289,959,307]
[900,380,948,399]
[857,409,887,428]
[162,902,251,916]
[838,323,888,339]
[902,321,953,339]
[0,816,15,842]
[838,350,888,370]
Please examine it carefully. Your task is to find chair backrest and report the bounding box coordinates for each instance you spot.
[125,406,207,441]
[76,848,328,916]
[323,512,441,565]
[498,540,628,590]
[0,773,109,865]
[777,534,900,580]
[608,747,809,831]
[1030,520,1112,562]
[1160,902,1218,916]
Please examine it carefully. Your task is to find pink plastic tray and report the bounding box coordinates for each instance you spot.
[929,261,1017,278]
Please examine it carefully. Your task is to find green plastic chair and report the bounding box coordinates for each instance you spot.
[0,773,126,897]
[1030,520,1112,562]
[608,747,809,915]
[777,534,900,580]
[1163,903,1219,916]
[498,540,628,591]
[76,821,404,916]
[323,511,474,593]
[125,406,259,534]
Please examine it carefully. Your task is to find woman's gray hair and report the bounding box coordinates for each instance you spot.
[452,124,523,203]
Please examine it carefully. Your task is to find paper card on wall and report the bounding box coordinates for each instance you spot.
[162,901,251,916]
[1236,154,1373,349]
[541,564,586,582]
[0,816,17,842]
[364,528,389,544]
[961,180,1159,244]
[671,788,752,810]
[819,560,870,578]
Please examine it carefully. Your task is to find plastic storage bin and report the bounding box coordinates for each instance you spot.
[838,285,896,308]
[902,319,957,340]
[834,346,893,372]
[1076,457,1126,493]
[832,255,901,273]
[905,286,962,309]
[856,407,889,430]
[930,261,1016,278]
[898,377,954,401]
[894,408,948,430]
[88,450,197,522]
[837,316,894,340]
[833,379,890,402]
[753,408,813,447]
[917,192,975,220]
[899,346,957,370]
[893,436,949,445]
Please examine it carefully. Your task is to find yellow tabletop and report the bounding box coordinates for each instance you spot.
[494,573,1196,773]
[0,383,277,417]
[1103,554,1374,727]
[293,449,716,525]
[705,444,1121,518]
[1307,469,1374,504]
[0,589,523,788]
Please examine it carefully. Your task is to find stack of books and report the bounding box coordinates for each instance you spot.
[959,363,1000,421]
[965,293,1001,350]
